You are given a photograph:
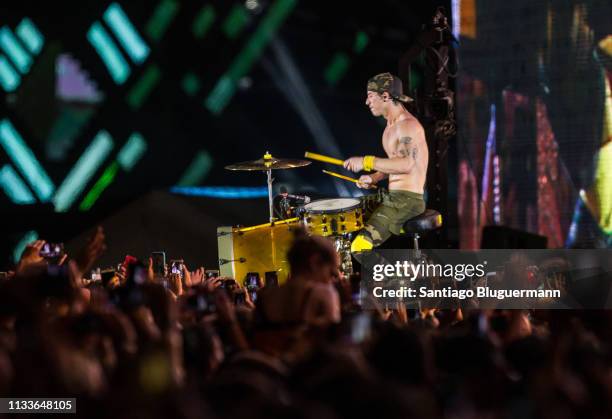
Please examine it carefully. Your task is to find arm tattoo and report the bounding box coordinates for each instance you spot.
[397,136,417,161]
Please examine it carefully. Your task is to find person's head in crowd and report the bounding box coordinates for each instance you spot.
[256,229,342,335]
[183,321,224,384]
[291,346,438,419]
[5,227,612,419]
[367,322,430,385]
[287,229,340,283]
[505,334,548,379]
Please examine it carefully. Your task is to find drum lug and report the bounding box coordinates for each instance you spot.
[303,198,363,238]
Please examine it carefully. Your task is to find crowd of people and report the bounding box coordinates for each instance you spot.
[1,227,612,419]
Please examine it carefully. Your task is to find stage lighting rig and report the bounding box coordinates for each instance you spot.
[400,6,457,141]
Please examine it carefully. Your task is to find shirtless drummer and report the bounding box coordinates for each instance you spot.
[343,72,428,253]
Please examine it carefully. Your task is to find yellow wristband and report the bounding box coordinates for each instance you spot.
[363,155,375,172]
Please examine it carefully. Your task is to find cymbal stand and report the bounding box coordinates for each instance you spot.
[266,168,274,224]
[260,151,276,224]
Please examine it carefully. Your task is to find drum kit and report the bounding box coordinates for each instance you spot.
[217,152,382,285]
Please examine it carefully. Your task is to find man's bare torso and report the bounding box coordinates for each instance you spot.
[381,114,428,193]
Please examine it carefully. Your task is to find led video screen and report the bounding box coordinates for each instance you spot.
[457,0,611,248]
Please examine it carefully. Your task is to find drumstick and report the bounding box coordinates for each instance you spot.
[322,170,378,189]
[305,151,344,166]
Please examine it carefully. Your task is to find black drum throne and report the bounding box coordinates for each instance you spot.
[400,209,443,252]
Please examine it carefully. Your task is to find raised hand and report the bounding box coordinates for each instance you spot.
[214,290,237,324]
[203,275,224,292]
[396,302,408,324]
[75,226,106,276]
[190,267,205,287]
[16,240,45,272]
[182,264,192,288]
[169,273,183,297]
[147,257,155,282]
[233,281,255,309]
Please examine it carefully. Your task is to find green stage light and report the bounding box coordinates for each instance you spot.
[103,3,150,65]
[182,72,201,96]
[230,0,296,80]
[53,130,114,212]
[0,26,32,74]
[0,164,35,204]
[117,132,147,171]
[192,5,216,39]
[223,4,249,39]
[205,0,297,114]
[146,0,180,42]
[0,119,54,201]
[205,76,235,115]
[0,55,20,92]
[79,161,119,211]
[177,150,213,186]
[409,66,423,91]
[87,21,130,84]
[324,52,349,85]
[126,64,161,109]
[16,18,44,55]
[13,230,38,264]
[79,132,147,211]
[353,31,369,54]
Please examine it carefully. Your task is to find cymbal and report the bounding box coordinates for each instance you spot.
[225,156,311,171]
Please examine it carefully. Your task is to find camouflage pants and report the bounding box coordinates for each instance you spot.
[358,189,426,247]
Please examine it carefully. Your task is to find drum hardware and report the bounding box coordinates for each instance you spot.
[295,206,307,218]
[219,257,246,265]
[225,152,311,223]
[266,168,273,223]
[278,187,311,204]
[301,198,364,238]
[218,152,390,282]
[225,153,312,171]
[217,218,300,285]
[333,235,354,276]
[279,195,292,219]
[236,217,300,232]
[277,187,311,220]
[331,219,338,234]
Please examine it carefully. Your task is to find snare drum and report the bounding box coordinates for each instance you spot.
[302,198,364,237]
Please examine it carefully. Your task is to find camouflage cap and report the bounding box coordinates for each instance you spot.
[367,72,413,103]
